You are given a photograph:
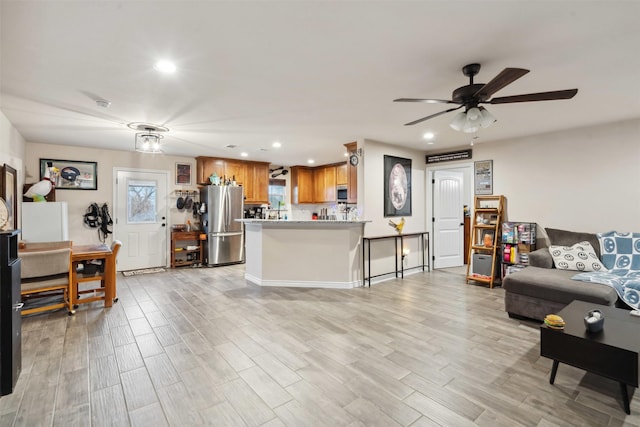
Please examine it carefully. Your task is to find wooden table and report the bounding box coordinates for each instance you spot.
[540,300,640,414]
[71,243,117,310]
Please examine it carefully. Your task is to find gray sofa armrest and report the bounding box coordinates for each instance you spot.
[528,248,553,269]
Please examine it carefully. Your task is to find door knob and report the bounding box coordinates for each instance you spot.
[459,223,464,226]
[162,223,166,227]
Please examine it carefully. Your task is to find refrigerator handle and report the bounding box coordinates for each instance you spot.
[226,189,231,229]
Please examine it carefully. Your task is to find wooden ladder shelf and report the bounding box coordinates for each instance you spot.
[465,195,505,288]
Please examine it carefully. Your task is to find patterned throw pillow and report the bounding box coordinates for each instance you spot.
[548,241,606,272]
[597,231,640,272]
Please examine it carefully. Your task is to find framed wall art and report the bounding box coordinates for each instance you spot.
[383,155,412,217]
[474,160,493,195]
[1,164,18,229]
[40,158,97,190]
[175,162,192,185]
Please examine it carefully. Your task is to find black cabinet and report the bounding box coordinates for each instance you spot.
[0,230,21,395]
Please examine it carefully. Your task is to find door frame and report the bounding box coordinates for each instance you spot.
[112,167,171,268]
[426,162,474,269]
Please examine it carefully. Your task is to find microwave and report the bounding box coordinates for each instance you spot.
[337,185,348,201]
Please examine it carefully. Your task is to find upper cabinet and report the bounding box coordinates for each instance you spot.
[336,163,347,185]
[291,166,315,204]
[291,163,345,204]
[196,157,269,204]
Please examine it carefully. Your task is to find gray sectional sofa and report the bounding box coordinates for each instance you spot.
[503,228,619,321]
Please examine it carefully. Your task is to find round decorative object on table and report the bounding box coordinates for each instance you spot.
[584,309,605,333]
[0,198,9,230]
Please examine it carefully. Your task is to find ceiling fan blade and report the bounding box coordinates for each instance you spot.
[488,89,578,104]
[404,105,463,126]
[394,98,456,104]
[473,68,530,99]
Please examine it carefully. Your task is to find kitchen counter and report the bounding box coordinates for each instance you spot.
[238,219,369,288]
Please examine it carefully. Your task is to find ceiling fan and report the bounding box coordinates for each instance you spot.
[394,63,578,131]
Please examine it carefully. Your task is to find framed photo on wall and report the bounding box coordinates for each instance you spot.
[474,160,493,195]
[40,158,97,190]
[383,155,412,217]
[1,164,18,230]
[175,162,192,185]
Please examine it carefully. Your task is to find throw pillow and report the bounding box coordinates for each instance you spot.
[548,241,606,272]
[597,231,640,272]
[545,228,601,259]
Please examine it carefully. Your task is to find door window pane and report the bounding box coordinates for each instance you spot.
[128,180,157,223]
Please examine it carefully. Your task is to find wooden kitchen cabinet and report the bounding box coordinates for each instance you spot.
[336,163,347,185]
[224,161,246,186]
[291,166,315,204]
[314,166,336,203]
[196,157,225,184]
[196,157,269,203]
[245,163,269,204]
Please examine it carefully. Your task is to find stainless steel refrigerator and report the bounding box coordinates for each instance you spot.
[200,186,245,266]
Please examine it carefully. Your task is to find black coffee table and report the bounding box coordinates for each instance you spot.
[540,300,640,414]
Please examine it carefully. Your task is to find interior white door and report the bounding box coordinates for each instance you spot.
[433,170,464,268]
[114,169,168,271]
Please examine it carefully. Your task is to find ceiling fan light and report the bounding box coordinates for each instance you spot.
[466,107,481,121]
[449,112,467,131]
[462,123,480,133]
[479,107,497,128]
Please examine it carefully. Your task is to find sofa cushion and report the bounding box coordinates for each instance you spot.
[528,248,554,269]
[549,241,606,272]
[502,266,618,306]
[545,228,601,259]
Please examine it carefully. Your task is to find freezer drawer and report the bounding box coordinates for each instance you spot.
[207,232,244,266]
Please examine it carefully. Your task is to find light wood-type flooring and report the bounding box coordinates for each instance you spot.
[1,265,638,426]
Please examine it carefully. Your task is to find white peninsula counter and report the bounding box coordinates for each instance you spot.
[239,219,369,288]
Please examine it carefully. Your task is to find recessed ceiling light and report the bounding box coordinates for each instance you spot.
[240,152,248,157]
[427,142,435,145]
[154,60,176,74]
[272,141,281,148]
[423,132,435,140]
[307,159,315,164]
[344,152,349,157]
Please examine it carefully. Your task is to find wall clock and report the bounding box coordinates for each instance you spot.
[349,153,359,166]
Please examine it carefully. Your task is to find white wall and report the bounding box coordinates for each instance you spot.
[25,142,197,245]
[0,111,26,229]
[426,118,640,235]
[360,139,428,279]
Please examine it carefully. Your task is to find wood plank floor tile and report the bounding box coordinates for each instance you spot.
[90,384,130,427]
[121,367,159,411]
[129,402,169,427]
[52,402,91,427]
[114,341,145,373]
[199,401,248,427]
[220,378,277,426]
[238,365,292,408]
[144,353,180,389]
[11,266,630,426]
[89,354,120,392]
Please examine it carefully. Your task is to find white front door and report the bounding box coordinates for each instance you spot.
[114,169,169,271]
[433,170,464,268]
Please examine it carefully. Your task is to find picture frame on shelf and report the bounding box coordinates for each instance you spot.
[474,160,493,195]
[175,162,192,186]
[40,158,98,190]
[383,155,412,217]
[1,164,17,230]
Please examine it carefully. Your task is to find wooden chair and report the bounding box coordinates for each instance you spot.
[19,241,73,316]
[75,240,122,307]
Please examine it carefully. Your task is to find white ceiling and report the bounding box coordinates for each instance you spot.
[1,1,639,166]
